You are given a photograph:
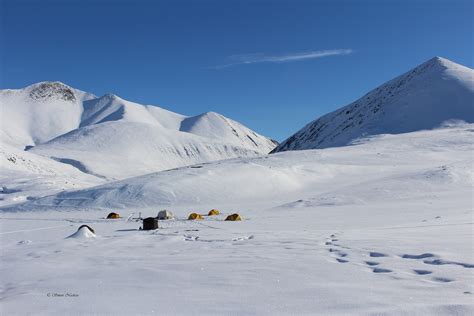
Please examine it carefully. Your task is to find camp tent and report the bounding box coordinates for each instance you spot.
[188,213,204,220]
[157,210,174,220]
[225,213,242,221]
[107,212,120,219]
[208,209,220,216]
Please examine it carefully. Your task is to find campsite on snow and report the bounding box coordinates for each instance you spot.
[1,55,473,314]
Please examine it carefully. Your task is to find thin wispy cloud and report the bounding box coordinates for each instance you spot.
[213,49,353,69]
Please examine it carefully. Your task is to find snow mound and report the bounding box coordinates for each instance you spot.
[274,57,474,152]
[66,226,96,239]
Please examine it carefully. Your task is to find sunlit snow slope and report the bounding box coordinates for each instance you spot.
[274,57,474,152]
[11,124,473,210]
[1,82,277,180]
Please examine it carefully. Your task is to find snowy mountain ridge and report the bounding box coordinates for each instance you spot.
[1,81,277,180]
[1,81,276,150]
[273,57,474,152]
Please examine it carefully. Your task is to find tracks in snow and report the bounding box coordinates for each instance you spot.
[324,232,473,287]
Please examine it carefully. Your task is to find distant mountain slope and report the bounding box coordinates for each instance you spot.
[9,124,473,210]
[79,94,164,127]
[273,57,474,152]
[0,141,104,207]
[0,82,96,147]
[1,81,277,179]
[180,111,278,149]
[29,121,273,179]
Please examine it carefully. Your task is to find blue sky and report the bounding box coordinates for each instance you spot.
[1,0,473,141]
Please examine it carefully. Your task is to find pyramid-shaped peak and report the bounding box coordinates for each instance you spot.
[273,57,473,152]
[417,56,471,73]
[429,56,449,64]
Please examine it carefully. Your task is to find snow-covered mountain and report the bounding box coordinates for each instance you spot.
[2,72,474,316]
[1,82,277,179]
[273,57,474,152]
[0,82,96,148]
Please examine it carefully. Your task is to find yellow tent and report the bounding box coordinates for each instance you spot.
[225,213,242,221]
[188,213,204,220]
[107,212,120,219]
[208,209,220,216]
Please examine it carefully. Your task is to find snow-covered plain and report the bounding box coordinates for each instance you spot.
[1,125,473,315]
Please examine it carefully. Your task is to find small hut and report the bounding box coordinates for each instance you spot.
[143,217,158,230]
